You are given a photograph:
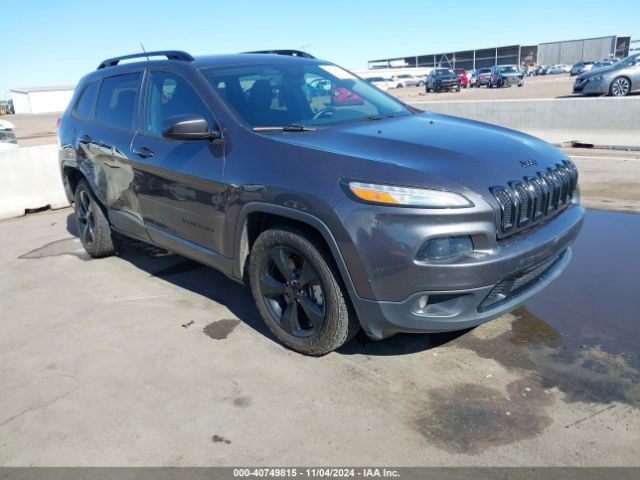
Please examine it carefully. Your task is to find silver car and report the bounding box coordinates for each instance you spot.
[573,53,640,96]
[392,74,425,87]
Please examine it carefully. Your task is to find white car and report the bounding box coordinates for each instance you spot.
[391,74,425,87]
[365,76,393,91]
[0,119,18,151]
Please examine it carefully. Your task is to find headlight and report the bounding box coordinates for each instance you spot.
[590,75,603,82]
[347,181,474,208]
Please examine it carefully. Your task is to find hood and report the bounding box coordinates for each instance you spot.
[577,66,616,80]
[266,112,568,197]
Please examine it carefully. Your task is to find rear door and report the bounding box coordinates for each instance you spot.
[130,68,227,261]
[87,72,149,240]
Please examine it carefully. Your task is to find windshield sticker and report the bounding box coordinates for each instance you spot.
[320,65,356,80]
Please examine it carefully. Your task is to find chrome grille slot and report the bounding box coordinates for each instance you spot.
[527,177,546,220]
[511,182,531,227]
[555,165,571,204]
[492,187,515,231]
[490,160,578,238]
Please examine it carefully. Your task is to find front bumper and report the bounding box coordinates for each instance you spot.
[434,80,459,90]
[573,77,607,94]
[501,75,522,86]
[334,197,585,339]
[354,248,572,339]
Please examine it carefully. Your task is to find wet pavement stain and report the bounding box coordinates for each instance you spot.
[203,319,241,340]
[417,379,553,454]
[455,311,640,407]
[232,396,252,408]
[211,435,231,445]
[19,238,90,260]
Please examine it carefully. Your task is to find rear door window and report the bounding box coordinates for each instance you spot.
[74,81,99,120]
[96,73,141,130]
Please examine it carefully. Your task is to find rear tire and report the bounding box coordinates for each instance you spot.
[249,226,360,355]
[73,179,116,258]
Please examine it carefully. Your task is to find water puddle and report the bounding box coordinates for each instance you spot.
[524,209,640,368]
[19,238,89,260]
[452,209,640,408]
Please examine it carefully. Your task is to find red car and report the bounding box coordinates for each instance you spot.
[454,68,469,88]
[331,86,364,106]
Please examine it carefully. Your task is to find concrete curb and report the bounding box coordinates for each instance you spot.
[0,144,69,220]
[410,96,640,148]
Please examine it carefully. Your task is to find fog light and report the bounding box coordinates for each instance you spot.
[416,235,473,261]
[412,295,430,314]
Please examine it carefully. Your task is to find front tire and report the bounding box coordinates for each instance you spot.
[249,226,359,355]
[73,179,116,258]
[610,77,631,96]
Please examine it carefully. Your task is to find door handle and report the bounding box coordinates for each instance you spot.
[78,134,92,144]
[132,146,155,159]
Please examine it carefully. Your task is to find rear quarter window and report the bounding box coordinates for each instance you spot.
[74,81,100,120]
[95,73,141,130]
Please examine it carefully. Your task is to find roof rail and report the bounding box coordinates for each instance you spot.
[97,50,195,69]
[242,49,315,59]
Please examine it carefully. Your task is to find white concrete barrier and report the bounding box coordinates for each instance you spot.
[410,97,640,148]
[0,144,69,220]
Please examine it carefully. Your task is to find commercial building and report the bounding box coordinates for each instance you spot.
[368,35,632,70]
[9,86,75,114]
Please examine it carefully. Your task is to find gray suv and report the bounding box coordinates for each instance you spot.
[58,50,584,355]
[573,53,640,96]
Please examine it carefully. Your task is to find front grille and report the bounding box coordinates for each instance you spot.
[478,254,563,312]
[491,160,578,238]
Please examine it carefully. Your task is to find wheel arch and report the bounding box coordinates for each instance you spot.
[61,163,107,207]
[233,203,361,309]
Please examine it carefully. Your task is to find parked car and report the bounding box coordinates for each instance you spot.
[392,74,425,87]
[489,65,524,87]
[426,68,461,92]
[365,76,391,91]
[474,67,492,87]
[570,61,593,76]
[573,52,640,96]
[58,49,584,355]
[0,118,18,150]
[466,69,477,85]
[453,68,469,88]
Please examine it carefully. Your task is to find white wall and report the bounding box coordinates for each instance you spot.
[0,144,69,220]
[28,90,73,113]
[9,89,74,114]
[10,91,32,114]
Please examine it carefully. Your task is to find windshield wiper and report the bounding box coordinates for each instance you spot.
[252,124,315,132]
[363,114,395,122]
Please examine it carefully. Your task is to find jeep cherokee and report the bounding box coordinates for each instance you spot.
[58,50,584,355]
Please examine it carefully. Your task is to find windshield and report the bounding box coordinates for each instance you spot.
[499,66,518,73]
[614,54,640,68]
[200,63,411,128]
[435,69,454,76]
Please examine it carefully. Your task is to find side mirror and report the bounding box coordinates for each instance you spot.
[162,114,221,141]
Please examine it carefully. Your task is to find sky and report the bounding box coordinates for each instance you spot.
[1,0,639,97]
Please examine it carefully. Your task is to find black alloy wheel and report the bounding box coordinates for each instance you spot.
[249,226,359,355]
[259,245,325,338]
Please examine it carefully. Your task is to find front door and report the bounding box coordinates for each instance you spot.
[130,69,227,260]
